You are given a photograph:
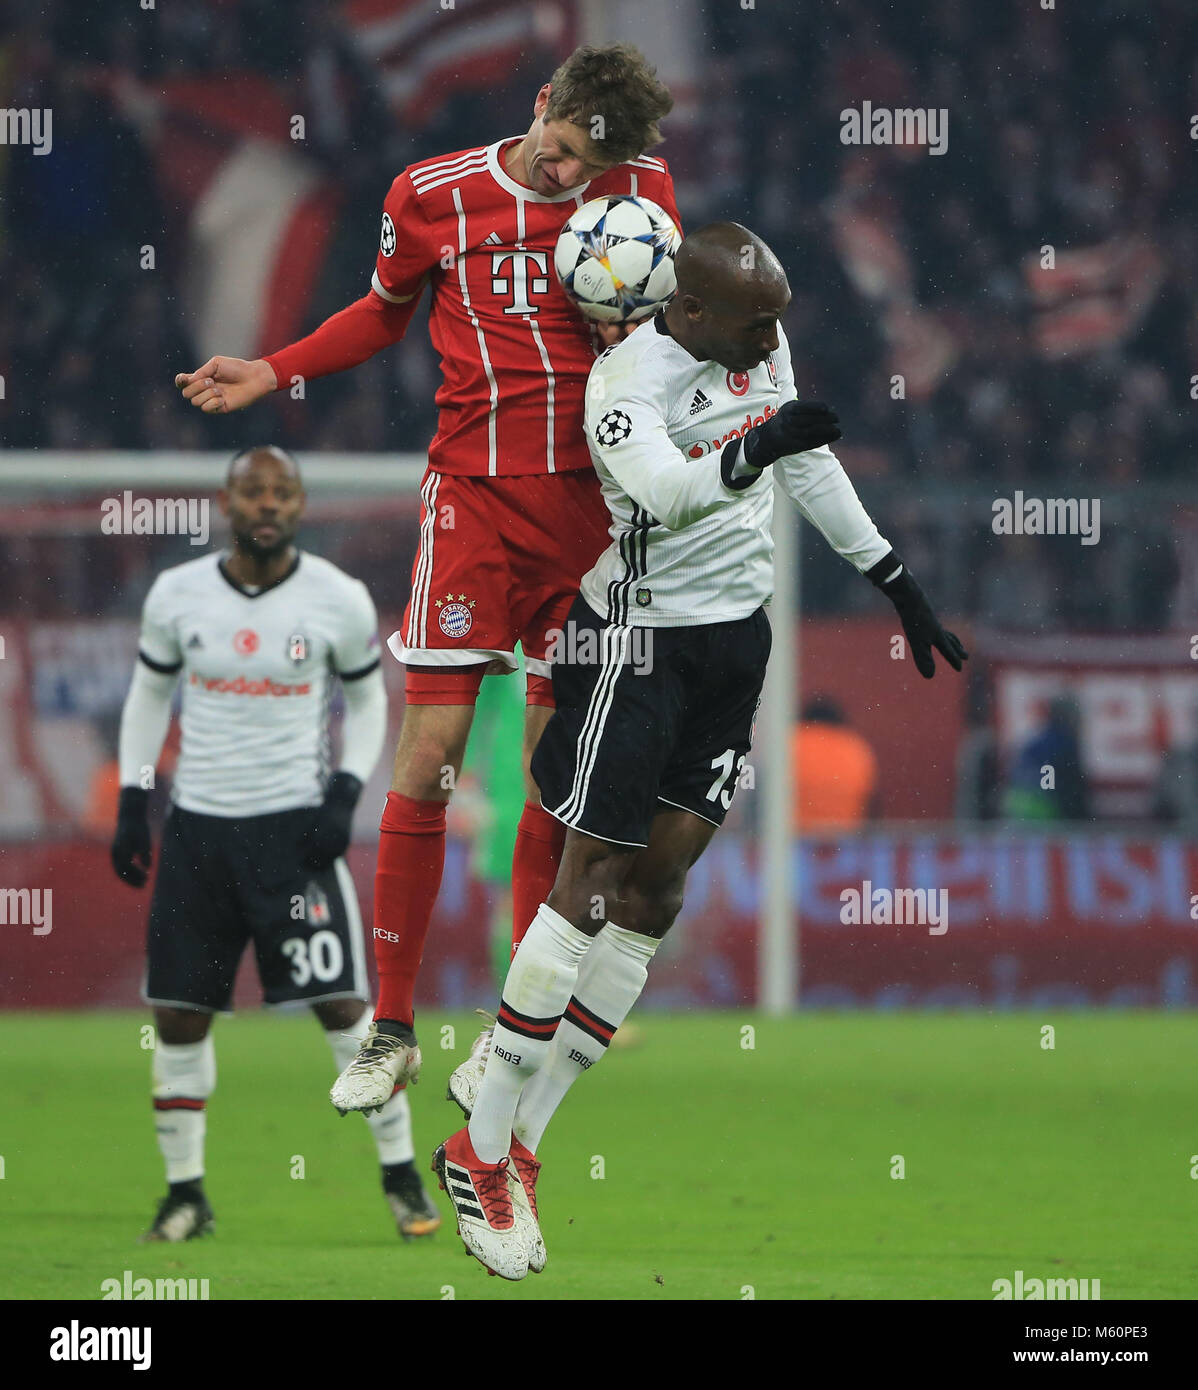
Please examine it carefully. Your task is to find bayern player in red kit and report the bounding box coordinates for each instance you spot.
[174,47,678,1115]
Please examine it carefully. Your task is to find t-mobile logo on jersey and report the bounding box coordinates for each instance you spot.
[492,250,550,315]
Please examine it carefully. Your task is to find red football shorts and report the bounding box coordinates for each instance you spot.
[390,467,611,691]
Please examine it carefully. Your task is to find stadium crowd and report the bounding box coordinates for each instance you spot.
[1,0,1194,629]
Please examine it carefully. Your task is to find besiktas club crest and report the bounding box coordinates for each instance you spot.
[306,881,331,926]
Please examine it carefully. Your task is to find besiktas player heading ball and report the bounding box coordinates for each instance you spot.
[554,194,681,324]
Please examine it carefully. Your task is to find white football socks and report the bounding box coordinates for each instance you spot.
[514,921,659,1154]
[328,1004,414,1164]
[468,903,593,1163]
[152,1034,216,1184]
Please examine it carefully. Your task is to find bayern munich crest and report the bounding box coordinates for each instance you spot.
[435,592,475,638]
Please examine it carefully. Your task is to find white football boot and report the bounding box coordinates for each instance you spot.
[508,1135,547,1273]
[432,1127,531,1281]
[447,1009,495,1118]
[330,1024,421,1116]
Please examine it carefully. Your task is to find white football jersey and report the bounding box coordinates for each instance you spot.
[137,551,382,817]
[580,317,892,626]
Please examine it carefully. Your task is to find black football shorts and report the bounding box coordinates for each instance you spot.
[533,594,771,847]
[145,805,368,1012]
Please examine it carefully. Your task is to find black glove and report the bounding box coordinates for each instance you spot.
[744,400,842,468]
[111,786,153,887]
[300,771,363,870]
[867,552,968,680]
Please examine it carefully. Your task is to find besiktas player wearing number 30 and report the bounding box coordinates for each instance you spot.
[174,46,679,1116]
[111,446,440,1242]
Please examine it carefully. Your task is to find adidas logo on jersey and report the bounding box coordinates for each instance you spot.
[482,232,503,246]
[688,389,713,417]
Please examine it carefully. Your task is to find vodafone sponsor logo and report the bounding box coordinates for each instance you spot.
[189,672,312,697]
[687,402,778,458]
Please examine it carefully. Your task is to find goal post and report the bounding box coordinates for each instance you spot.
[758,478,799,1014]
[0,452,429,495]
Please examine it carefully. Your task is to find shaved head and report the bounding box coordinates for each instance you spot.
[226,444,300,488]
[664,222,791,372]
[673,222,787,311]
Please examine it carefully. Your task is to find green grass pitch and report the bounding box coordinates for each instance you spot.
[1,1011,1193,1300]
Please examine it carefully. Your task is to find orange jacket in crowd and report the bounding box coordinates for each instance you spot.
[791,721,878,831]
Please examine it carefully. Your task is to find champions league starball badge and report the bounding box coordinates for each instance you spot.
[595,409,633,447]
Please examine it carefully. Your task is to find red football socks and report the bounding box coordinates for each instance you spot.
[510,800,566,957]
[372,791,447,1027]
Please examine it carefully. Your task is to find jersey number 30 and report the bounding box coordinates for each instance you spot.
[282,931,344,986]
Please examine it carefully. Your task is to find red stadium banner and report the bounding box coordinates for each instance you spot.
[984,629,1198,818]
[2,833,1194,1011]
[675,832,1198,1010]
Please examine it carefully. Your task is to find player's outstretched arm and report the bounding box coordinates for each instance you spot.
[174,356,278,415]
[175,288,424,415]
[175,168,435,414]
[866,554,968,679]
[773,440,967,680]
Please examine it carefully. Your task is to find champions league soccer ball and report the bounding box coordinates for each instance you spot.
[554,194,681,323]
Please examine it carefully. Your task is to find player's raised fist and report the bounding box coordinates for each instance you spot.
[743,399,842,469]
[174,357,277,414]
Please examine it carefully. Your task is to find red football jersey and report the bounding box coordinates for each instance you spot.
[371,138,680,476]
